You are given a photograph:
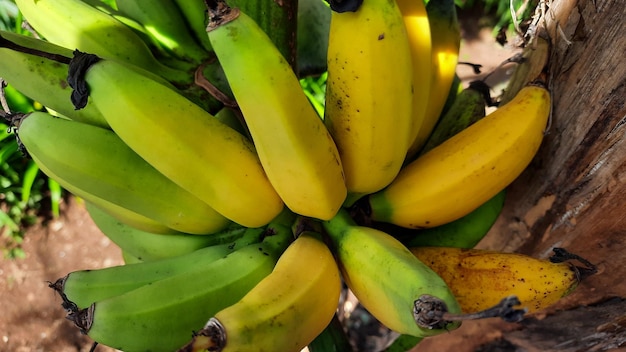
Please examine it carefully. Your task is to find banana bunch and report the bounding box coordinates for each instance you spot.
[0,0,588,350]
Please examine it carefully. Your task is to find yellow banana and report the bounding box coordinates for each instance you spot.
[406,0,461,158]
[68,52,285,227]
[323,209,461,337]
[324,0,414,195]
[177,231,341,352]
[206,3,346,220]
[410,247,582,313]
[367,84,551,228]
[13,111,231,235]
[396,0,432,160]
[15,0,191,84]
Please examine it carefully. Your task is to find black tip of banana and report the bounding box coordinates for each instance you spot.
[67,50,100,110]
[327,0,364,13]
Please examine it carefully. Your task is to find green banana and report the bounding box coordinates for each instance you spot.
[57,211,294,352]
[55,225,267,309]
[68,52,284,228]
[120,250,143,264]
[206,3,346,220]
[419,80,490,155]
[323,209,461,337]
[115,0,210,65]
[172,0,214,51]
[177,232,341,352]
[0,31,107,127]
[14,111,231,235]
[86,202,247,261]
[400,190,506,249]
[296,0,331,77]
[384,335,422,352]
[15,0,192,84]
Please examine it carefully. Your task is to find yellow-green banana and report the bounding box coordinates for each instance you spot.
[410,247,582,313]
[55,225,267,309]
[15,0,191,84]
[86,202,247,261]
[367,84,551,228]
[206,3,346,220]
[115,0,210,65]
[58,213,294,352]
[69,52,284,227]
[396,0,432,161]
[324,0,414,195]
[14,111,231,234]
[406,0,461,158]
[323,209,461,337]
[177,231,341,352]
[0,31,107,127]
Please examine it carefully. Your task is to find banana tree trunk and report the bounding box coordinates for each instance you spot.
[414,0,626,350]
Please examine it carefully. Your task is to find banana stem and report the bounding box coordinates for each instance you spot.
[413,294,527,329]
[0,34,71,64]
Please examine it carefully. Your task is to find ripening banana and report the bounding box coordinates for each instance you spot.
[206,3,346,220]
[324,0,414,196]
[86,202,249,261]
[59,213,294,352]
[396,0,432,161]
[14,111,231,235]
[56,225,268,309]
[406,0,461,158]
[115,0,210,65]
[410,247,582,313]
[0,31,107,128]
[177,231,341,352]
[68,52,285,227]
[367,84,551,228]
[418,80,490,155]
[14,0,192,84]
[323,209,461,337]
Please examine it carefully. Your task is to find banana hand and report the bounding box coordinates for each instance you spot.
[68,52,284,227]
[56,211,294,352]
[178,231,341,352]
[368,84,551,228]
[57,225,266,309]
[14,111,231,234]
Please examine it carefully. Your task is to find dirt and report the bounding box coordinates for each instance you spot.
[0,197,122,352]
